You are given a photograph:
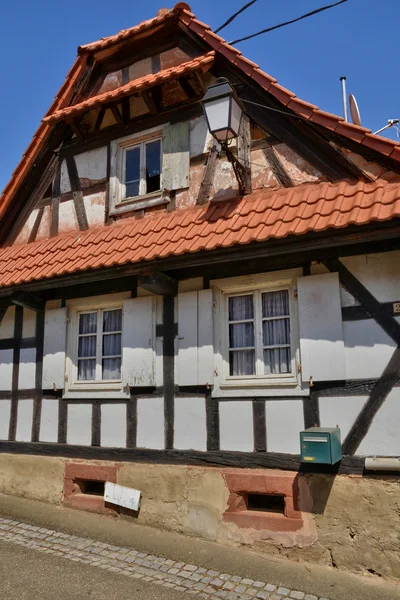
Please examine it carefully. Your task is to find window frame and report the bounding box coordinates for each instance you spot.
[66,296,126,393]
[212,271,302,395]
[121,137,162,201]
[226,287,294,382]
[75,307,123,385]
[110,127,167,216]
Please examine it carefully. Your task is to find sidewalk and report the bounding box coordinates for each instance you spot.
[0,493,398,600]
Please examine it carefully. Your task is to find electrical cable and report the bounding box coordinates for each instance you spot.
[230,0,349,44]
[214,0,259,34]
[239,98,316,124]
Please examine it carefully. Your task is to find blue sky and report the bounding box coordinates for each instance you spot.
[1,0,399,192]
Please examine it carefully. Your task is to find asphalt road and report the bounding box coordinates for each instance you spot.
[0,539,187,600]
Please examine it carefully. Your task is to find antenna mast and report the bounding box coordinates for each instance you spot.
[340,76,348,122]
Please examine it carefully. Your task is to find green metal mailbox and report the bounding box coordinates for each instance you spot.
[300,427,342,465]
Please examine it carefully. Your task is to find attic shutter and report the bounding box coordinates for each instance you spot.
[43,308,68,390]
[297,272,345,382]
[177,289,214,386]
[122,296,155,387]
[162,121,190,191]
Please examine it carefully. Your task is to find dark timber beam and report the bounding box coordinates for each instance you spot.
[141,91,158,115]
[324,258,400,346]
[0,301,10,326]
[138,272,178,296]
[263,146,293,188]
[197,143,219,204]
[324,257,400,454]
[342,347,400,455]
[0,442,366,475]
[178,76,197,99]
[11,292,45,312]
[66,155,89,231]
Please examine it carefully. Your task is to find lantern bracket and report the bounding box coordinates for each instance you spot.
[222,143,249,196]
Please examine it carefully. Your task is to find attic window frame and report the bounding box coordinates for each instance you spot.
[109,126,166,216]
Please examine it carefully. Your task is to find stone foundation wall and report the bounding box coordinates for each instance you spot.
[0,453,398,580]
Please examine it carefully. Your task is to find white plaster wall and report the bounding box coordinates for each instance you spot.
[39,400,59,443]
[0,400,11,439]
[22,309,36,338]
[343,320,396,379]
[83,192,106,227]
[265,400,304,454]
[59,199,78,233]
[36,205,51,240]
[101,403,126,448]
[174,397,207,451]
[18,348,36,389]
[341,251,400,304]
[67,404,92,446]
[15,399,33,442]
[189,116,212,157]
[137,397,164,449]
[319,396,367,441]
[0,306,15,339]
[15,209,39,245]
[358,388,400,456]
[76,147,107,181]
[0,350,13,391]
[219,401,253,452]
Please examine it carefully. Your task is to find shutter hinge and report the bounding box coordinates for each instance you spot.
[294,289,298,299]
[297,362,302,373]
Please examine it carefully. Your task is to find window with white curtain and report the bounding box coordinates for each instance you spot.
[227,288,293,379]
[76,308,122,382]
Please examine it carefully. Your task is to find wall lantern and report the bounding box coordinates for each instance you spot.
[201,78,250,195]
[201,77,243,143]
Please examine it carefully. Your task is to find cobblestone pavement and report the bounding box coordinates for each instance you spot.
[0,517,329,600]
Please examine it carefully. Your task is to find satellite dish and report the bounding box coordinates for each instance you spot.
[349,94,361,126]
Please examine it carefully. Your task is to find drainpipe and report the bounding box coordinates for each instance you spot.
[365,457,400,471]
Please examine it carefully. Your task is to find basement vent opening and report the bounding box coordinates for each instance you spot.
[75,479,105,497]
[247,493,285,514]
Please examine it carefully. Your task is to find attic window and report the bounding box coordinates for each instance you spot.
[123,139,162,199]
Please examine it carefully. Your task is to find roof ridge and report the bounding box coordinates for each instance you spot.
[78,3,191,54]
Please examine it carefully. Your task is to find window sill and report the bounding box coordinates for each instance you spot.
[212,383,308,398]
[111,192,169,216]
[63,389,129,400]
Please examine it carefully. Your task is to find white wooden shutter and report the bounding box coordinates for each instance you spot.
[297,272,345,382]
[177,289,214,386]
[122,297,155,387]
[162,121,190,191]
[43,308,67,390]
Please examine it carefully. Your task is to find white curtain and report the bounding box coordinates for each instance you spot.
[229,295,255,376]
[262,291,291,375]
[102,310,122,380]
[78,312,97,380]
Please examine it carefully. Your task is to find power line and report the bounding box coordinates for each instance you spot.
[230,0,349,44]
[214,0,259,34]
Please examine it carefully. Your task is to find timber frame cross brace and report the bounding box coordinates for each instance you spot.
[221,142,251,196]
[323,258,400,455]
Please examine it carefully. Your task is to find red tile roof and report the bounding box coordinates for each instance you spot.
[2,2,400,230]
[43,52,215,125]
[1,180,399,289]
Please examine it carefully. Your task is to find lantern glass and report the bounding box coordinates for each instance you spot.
[202,79,243,143]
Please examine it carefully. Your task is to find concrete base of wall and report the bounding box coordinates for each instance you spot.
[0,453,398,581]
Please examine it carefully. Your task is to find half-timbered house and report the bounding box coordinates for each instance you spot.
[1,2,400,578]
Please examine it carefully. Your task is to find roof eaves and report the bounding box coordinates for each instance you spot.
[43,51,215,125]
